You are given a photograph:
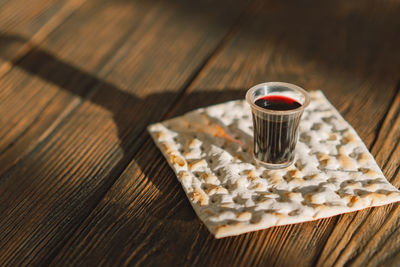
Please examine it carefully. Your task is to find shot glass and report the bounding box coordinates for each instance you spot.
[246,82,310,169]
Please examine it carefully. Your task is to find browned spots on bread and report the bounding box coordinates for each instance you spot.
[236,211,252,220]
[250,183,266,191]
[189,189,208,206]
[317,153,330,161]
[288,169,301,178]
[357,152,370,164]
[273,212,287,224]
[188,159,207,171]
[154,131,167,140]
[205,185,228,195]
[178,171,191,183]
[284,169,303,184]
[342,132,357,144]
[220,202,234,208]
[243,170,258,180]
[187,138,201,148]
[317,153,332,167]
[160,142,174,154]
[328,133,337,140]
[338,154,355,169]
[200,173,219,185]
[234,177,247,189]
[304,174,319,180]
[345,195,360,207]
[171,154,186,167]
[360,168,378,177]
[283,192,302,201]
[288,209,300,216]
[269,173,284,185]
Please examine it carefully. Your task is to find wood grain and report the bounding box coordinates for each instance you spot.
[0,0,153,175]
[0,0,85,76]
[0,0,84,156]
[50,0,400,266]
[0,0,249,265]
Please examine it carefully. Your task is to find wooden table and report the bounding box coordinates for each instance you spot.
[1,0,399,266]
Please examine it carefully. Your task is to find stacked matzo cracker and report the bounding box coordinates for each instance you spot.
[148,90,400,238]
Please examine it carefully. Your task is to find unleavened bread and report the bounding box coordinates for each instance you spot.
[148,91,400,238]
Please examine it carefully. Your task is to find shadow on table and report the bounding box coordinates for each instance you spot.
[0,33,248,223]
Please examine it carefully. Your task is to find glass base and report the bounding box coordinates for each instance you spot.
[253,155,294,169]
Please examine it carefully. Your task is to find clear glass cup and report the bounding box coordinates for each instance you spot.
[246,82,310,169]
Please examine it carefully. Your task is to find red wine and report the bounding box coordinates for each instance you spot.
[254,95,301,111]
[252,95,302,166]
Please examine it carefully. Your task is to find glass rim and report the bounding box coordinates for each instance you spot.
[246,82,310,115]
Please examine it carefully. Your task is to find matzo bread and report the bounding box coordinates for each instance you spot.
[148,90,400,238]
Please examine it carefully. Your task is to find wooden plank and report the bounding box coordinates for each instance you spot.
[0,0,86,171]
[0,0,163,175]
[315,87,400,267]
[0,0,249,265]
[51,0,400,266]
[0,0,86,76]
